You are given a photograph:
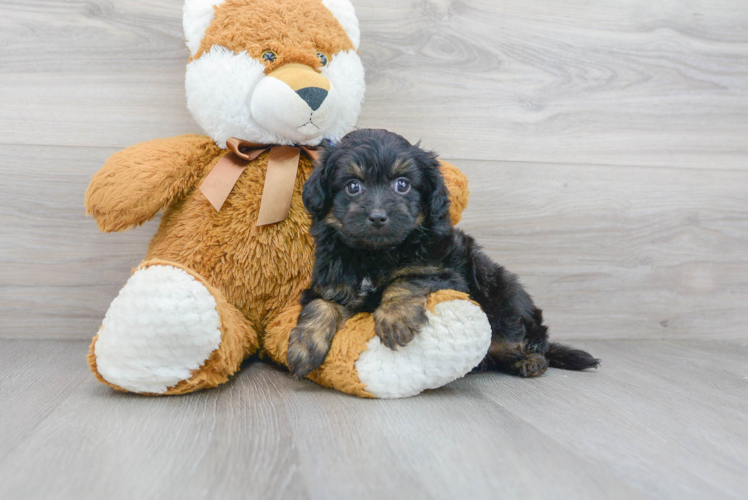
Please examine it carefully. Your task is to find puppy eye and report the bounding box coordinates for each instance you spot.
[393,178,411,194]
[261,50,277,63]
[317,52,329,67]
[345,180,362,196]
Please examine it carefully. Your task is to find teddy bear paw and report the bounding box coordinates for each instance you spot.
[92,265,223,394]
[354,298,491,398]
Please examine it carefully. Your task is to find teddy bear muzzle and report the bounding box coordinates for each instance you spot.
[250,63,338,143]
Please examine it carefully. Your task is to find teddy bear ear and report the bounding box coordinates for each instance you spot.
[321,0,361,50]
[183,0,226,56]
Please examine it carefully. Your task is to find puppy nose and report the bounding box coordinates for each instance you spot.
[367,210,389,228]
[296,87,328,111]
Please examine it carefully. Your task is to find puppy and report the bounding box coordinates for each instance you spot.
[287,129,599,379]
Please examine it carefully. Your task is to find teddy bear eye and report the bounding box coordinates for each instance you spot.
[261,50,277,63]
[317,52,329,67]
[345,180,362,196]
[394,178,411,194]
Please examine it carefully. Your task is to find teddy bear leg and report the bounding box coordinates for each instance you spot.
[88,260,259,395]
[265,290,492,398]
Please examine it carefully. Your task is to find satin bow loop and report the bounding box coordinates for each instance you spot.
[199,138,320,226]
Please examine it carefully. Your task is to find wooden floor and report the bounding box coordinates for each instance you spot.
[1,338,746,500]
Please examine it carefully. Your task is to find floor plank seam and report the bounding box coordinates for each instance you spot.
[437,156,748,174]
[1,142,746,175]
[0,142,135,151]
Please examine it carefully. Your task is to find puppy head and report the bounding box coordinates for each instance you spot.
[303,129,451,250]
[183,0,365,148]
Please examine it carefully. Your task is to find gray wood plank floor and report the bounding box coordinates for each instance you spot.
[1,339,746,500]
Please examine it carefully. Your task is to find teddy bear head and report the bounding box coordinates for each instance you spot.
[183,0,365,148]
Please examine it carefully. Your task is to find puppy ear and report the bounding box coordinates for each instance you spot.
[419,154,451,225]
[303,142,337,218]
[302,165,329,218]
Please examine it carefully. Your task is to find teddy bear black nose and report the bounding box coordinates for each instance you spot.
[296,87,328,111]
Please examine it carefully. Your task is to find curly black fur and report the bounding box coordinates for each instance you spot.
[287,128,599,379]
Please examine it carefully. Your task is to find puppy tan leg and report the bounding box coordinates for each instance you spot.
[374,280,429,350]
[287,299,348,378]
[479,339,549,377]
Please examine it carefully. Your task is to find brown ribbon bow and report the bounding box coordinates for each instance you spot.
[199,138,320,226]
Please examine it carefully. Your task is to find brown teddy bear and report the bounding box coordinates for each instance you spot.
[85,0,491,398]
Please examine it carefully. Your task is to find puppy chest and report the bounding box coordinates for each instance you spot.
[355,276,382,312]
[358,276,376,296]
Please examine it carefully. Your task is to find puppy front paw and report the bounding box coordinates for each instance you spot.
[374,304,428,350]
[287,323,335,379]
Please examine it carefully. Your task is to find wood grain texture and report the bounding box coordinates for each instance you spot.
[455,339,748,499]
[0,145,157,339]
[0,0,746,341]
[2,144,746,340]
[0,0,199,148]
[0,339,746,500]
[0,339,90,464]
[358,0,748,168]
[1,0,747,167]
[1,3,746,497]
[457,159,748,340]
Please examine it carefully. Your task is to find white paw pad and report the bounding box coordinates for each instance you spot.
[94,265,222,394]
[355,300,491,399]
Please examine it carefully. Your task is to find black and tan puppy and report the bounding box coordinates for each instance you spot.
[287,129,599,379]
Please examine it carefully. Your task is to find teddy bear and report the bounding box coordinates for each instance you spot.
[84,0,492,398]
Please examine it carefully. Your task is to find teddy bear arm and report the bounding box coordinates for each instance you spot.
[85,135,220,232]
[439,160,470,226]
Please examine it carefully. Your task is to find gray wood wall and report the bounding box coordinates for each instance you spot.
[1,0,746,340]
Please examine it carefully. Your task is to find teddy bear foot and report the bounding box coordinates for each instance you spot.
[88,260,258,395]
[266,290,491,398]
[355,292,491,398]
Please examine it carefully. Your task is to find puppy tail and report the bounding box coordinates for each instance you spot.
[545,342,600,371]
